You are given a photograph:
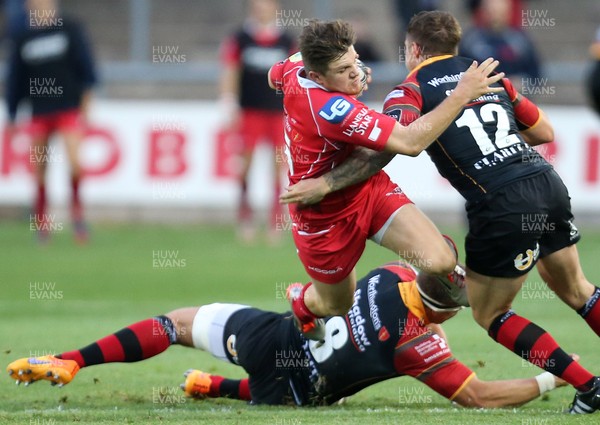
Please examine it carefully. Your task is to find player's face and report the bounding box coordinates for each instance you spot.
[311,46,364,96]
[250,0,277,24]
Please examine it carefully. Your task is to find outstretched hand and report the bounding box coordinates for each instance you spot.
[279,177,330,206]
[453,58,505,103]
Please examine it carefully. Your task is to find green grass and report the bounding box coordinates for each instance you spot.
[1,219,599,424]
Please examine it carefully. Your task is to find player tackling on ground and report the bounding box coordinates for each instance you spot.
[268,19,504,340]
[281,11,600,414]
[7,257,571,408]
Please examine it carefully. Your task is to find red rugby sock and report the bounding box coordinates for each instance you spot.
[489,310,595,391]
[34,183,46,223]
[291,282,321,322]
[71,176,82,221]
[207,375,251,400]
[58,316,176,367]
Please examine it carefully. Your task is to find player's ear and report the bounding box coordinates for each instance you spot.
[411,42,423,59]
[308,70,325,85]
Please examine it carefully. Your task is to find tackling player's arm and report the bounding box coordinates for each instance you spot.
[502,77,554,146]
[279,147,394,205]
[385,58,504,156]
[280,59,504,206]
[450,367,567,408]
[421,357,568,408]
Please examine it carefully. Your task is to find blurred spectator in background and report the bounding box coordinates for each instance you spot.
[219,0,295,244]
[466,0,524,28]
[587,25,600,118]
[345,9,384,101]
[460,0,541,92]
[5,0,97,243]
[391,0,439,44]
[2,0,27,40]
[345,9,384,64]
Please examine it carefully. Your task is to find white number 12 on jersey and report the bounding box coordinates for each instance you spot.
[455,103,517,155]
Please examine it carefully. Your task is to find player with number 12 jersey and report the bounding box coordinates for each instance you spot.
[383,55,550,202]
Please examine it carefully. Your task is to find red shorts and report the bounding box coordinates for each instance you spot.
[239,109,284,151]
[394,311,475,400]
[292,173,413,284]
[29,109,83,139]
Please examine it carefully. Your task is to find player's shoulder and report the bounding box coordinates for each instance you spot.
[382,79,422,117]
[383,86,413,104]
[274,52,303,72]
[270,52,302,82]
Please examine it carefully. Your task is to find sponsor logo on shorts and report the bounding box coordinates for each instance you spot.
[318,96,354,123]
[569,220,579,241]
[308,265,343,275]
[226,334,239,365]
[513,243,540,271]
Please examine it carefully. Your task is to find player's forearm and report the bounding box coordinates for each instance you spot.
[456,373,561,408]
[323,147,394,193]
[386,92,467,156]
[472,378,541,408]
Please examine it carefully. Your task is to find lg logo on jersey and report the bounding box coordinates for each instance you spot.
[319,96,353,123]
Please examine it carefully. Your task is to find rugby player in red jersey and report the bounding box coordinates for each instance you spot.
[7,258,570,408]
[268,19,504,340]
[282,12,600,414]
[219,0,295,243]
[5,0,97,243]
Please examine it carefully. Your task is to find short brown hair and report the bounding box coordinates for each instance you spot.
[407,11,462,57]
[299,19,356,75]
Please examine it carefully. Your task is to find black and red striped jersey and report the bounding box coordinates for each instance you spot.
[283,264,474,405]
[383,55,551,202]
[222,25,295,111]
[6,17,97,120]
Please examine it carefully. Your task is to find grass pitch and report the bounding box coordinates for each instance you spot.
[1,219,599,424]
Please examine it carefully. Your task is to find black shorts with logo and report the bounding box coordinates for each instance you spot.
[223,308,313,405]
[465,169,580,277]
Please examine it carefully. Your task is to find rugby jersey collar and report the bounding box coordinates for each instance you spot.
[407,54,454,78]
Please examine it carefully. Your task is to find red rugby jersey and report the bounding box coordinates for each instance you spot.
[269,53,397,223]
